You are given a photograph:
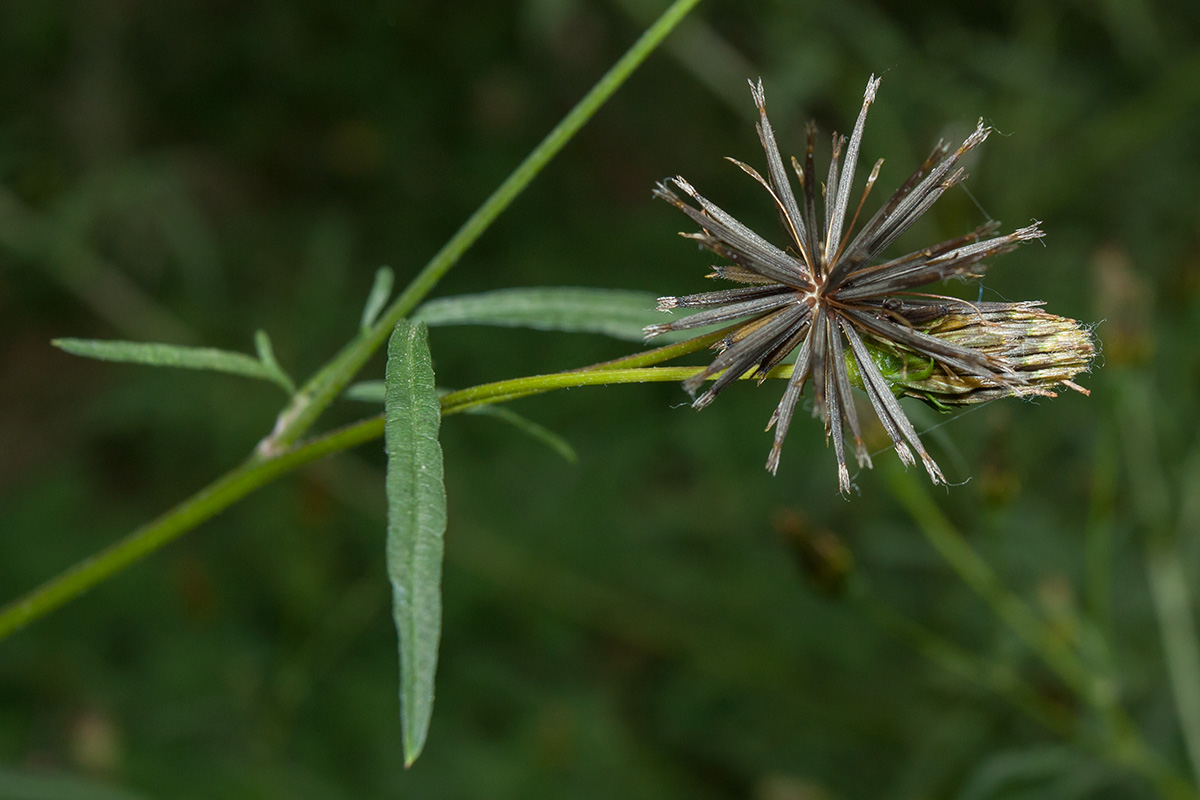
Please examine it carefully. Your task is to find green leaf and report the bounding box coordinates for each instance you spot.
[344,380,386,403]
[253,329,296,394]
[383,320,446,767]
[465,405,577,463]
[412,287,668,341]
[52,338,292,393]
[361,266,395,332]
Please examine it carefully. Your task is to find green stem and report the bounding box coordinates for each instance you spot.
[256,0,702,456]
[1084,424,1119,637]
[886,466,1099,698]
[886,464,1196,800]
[5,0,708,629]
[0,416,383,641]
[851,583,1075,737]
[0,350,774,641]
[573,326,733,371]
[855,572,1197,789]
[441,362,791,416]
[1147,544,1200,791]
[1119,376,1200,791]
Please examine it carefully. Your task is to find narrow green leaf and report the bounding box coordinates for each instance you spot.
[344,380,386,403]
[383,320,446,767]
[253,329,296,394]
[361,266,395,332]
[344,380,576,463]
[53,337,288,391]
[465,405,577,463]
[412,287,668,342]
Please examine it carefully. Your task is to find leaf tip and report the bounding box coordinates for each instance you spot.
[50,338,86,355]
[402,719,430,767]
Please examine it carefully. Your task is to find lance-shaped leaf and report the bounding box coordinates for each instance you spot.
[412,287,664,342]
[360,266,395,332]
[52,337,294,394]
[383,321,446,766]
[465,405,577,463]
[253,330,296,394]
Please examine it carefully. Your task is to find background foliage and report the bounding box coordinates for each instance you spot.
[3,1,1200,798]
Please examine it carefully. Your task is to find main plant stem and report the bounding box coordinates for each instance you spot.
[256,0,702,457]
[0,0,703,641]
[0,329,772,640]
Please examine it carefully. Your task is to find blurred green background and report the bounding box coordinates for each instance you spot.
[3,1,1200,798]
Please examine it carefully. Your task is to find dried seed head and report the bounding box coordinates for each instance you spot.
[850,302,1096,406]
[647,77,1095,492]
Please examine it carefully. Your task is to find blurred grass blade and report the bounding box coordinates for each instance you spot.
[361,266,395,332]
[53,337,291,393]
[466,405,577,463]
[383,320,446,767]
[958,747,1102,800]
[344,380,386,403]
[412,287,665,341]
[253,330,296,394]
[1147,543,1200,788]
[1119,380,1200,788]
